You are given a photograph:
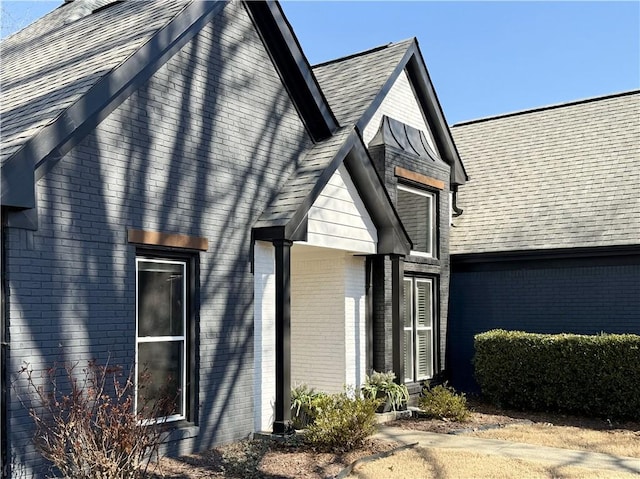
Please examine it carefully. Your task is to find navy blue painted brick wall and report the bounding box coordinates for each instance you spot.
[448,257,640,392]
[5,3,311,476]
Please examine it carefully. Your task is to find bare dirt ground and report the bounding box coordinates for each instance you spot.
[152,399,640,478]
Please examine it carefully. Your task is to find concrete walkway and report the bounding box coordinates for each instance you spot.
[375,425,640,476]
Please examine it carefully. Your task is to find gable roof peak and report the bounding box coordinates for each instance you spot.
[313,38,415,69]
[62,0,125,23]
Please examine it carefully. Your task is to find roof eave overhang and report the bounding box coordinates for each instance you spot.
[1,0,226,211]
[404,43,468,186]
[343,138,411,255]
[244,0,339,142]
[452,244,640,266]
[253,130,411,255]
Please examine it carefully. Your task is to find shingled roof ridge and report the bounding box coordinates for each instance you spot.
[452,89,640,128]
[312,38,414,69]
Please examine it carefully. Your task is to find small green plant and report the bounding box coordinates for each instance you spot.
[290,384,326,429]
[419,382,470,422]
[361,370,409,412]
[305,388,379,453]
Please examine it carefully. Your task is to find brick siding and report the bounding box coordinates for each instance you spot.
[5,3,312,474]
[448,257,640,392]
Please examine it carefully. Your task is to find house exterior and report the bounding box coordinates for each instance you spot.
[448,91,640,392]
[0,0,465,476]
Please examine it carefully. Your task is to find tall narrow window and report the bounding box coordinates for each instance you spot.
[136,257,187,422]
[403,277,435,382]
[396,184,437,258]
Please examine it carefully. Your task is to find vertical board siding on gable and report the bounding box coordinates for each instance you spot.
[362,70,436,151]
[290,249,346,393]
[306,164,377,254]
[5,2,313,472]
[253,241,276,432]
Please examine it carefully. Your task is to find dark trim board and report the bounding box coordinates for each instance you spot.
[404,46,468,186]
[391,255,404,382]
[1,1,226,210]
[1,211,7,478]
[244,1,338,142]
[452,245,640,272]
[273,239,293,434]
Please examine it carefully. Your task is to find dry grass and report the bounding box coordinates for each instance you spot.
[348,448,640,479]
[153,400,640,478]
[466,424,640,458]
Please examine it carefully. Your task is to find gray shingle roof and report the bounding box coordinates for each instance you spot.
[255,127,353,229]
[450,91,640,254]
[312,39,413,127]
[1,0,190,166]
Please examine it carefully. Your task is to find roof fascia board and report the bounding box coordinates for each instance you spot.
[452,244,640,265]
[244,0,339,142]
[1,0,225,209]
[404,44,468,186]
[355,48,413,136]
[283,131,358,239]
[343,138,412,255]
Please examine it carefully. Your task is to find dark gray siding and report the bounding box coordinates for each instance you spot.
[448,254,640,393]
[5,3,311,475]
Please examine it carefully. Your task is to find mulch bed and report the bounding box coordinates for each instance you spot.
[152,398,640,478]
[153,437,400,478]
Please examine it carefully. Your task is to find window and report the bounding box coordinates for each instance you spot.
[403,277,435,382]
[396,184,437,257]
[136,257,188,422]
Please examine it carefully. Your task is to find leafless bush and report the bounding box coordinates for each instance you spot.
[18,359,175,478]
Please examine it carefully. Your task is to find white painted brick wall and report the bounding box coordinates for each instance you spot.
[343,255,367,389]
[291,248,345,393]
[362,70,437,152]
[253,241,276,432]
[290,246,367,394]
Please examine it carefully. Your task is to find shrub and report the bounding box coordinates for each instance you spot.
[290,384,326,429]
[305,388,379,453]
[18,359,175,478]
[419,382,470,421]
[474,330,640,420]
[361,371,409,412]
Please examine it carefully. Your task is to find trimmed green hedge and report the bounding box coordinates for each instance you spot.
[474,330,640,420]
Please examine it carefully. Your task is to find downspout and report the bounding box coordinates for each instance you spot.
[451,186,463,217]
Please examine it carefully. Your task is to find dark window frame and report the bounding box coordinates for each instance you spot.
[396,182,439,259]
[135,248,199,426]
[403,274,439,383]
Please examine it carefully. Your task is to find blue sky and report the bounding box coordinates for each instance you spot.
[1,1,638,124]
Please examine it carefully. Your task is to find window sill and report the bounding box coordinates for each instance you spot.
[407,254,440,266]
[405,382,425,396]
[163,424,200,443]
